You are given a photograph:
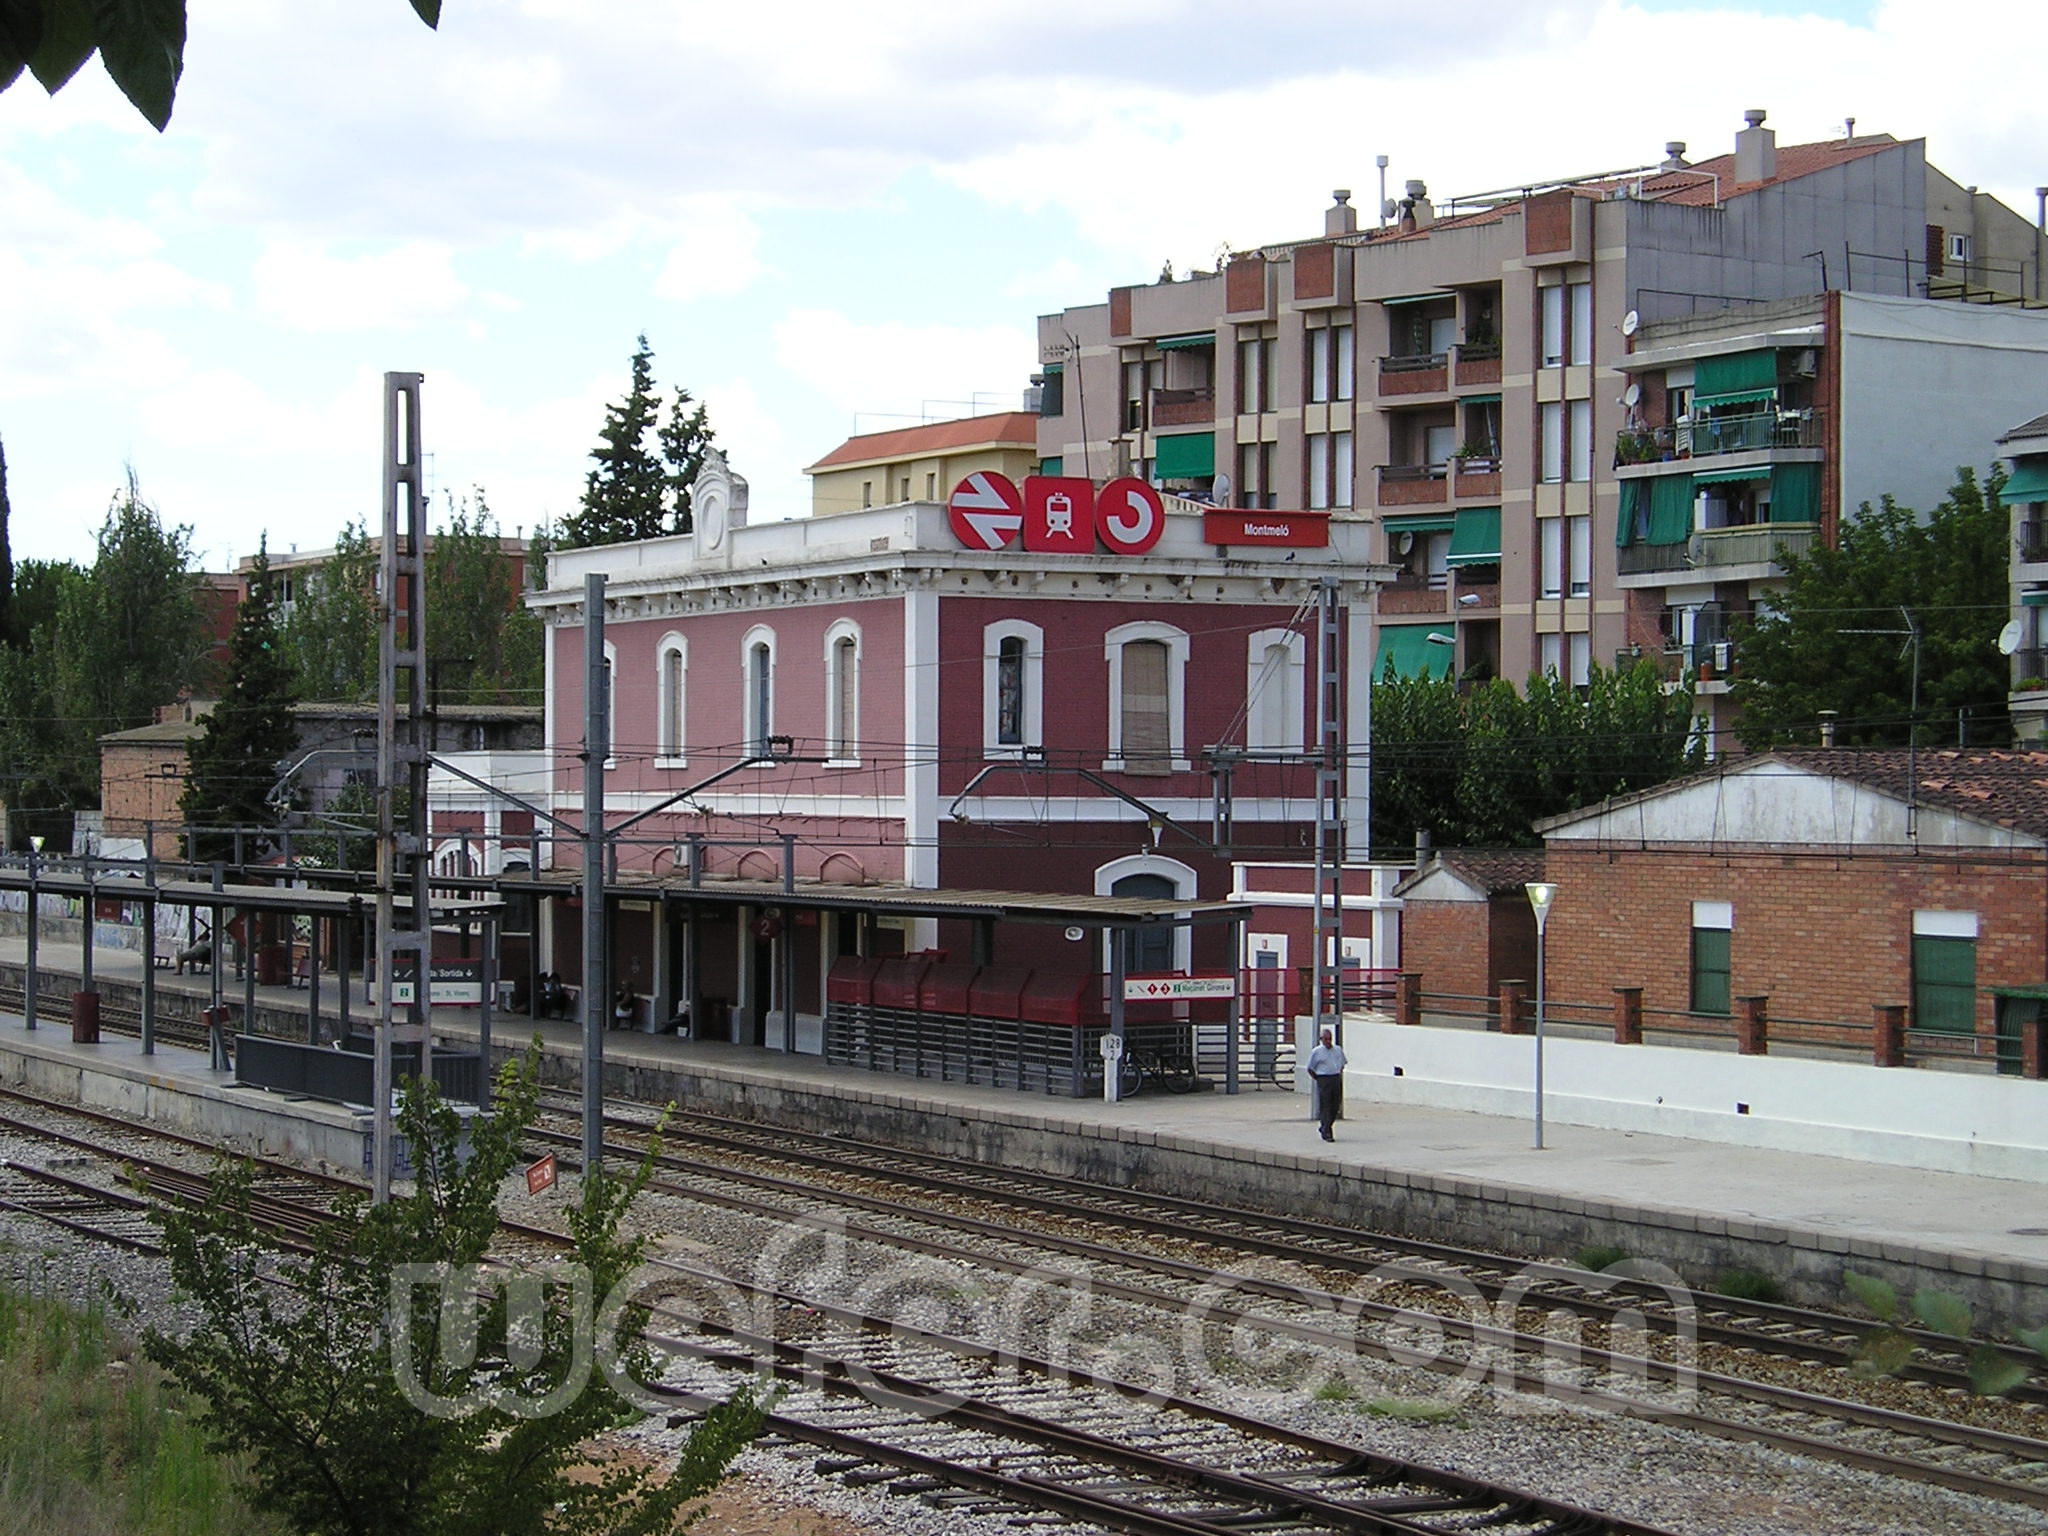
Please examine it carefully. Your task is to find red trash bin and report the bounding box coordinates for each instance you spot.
[71,990,101,1045]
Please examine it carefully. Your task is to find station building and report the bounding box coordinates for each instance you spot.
[511,460,1392,1072]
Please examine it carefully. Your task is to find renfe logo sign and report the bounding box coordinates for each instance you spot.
[949,474,1164,556]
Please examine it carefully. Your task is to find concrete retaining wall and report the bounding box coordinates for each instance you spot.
[489,1037,2048,1338]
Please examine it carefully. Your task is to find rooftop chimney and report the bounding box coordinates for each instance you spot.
[1661,140,1689,171]
[1326,188,1357,236]
[1402,178,1435,231]
[1735,108,1776,184]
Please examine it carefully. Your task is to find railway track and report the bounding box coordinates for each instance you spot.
[0,982,212,1050]
[532,1094,2048,1513]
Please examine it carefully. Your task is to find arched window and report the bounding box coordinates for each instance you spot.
[656,633,687,764]
[825,619,861,764]
[1245,628,1306,753]
[741,626,776,756]
[982,619,1044,758]
[1103,622,1190,776]
[1096,854,1198,974]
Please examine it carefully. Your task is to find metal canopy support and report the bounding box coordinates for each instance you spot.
[581,572,608,1180]
[1312,577,1346,1043]
[375,371,431,1205]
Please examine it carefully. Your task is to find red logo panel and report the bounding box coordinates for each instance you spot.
[946,472,1023,550]
[1022,476,1096,555]
[1095,477,1165,555]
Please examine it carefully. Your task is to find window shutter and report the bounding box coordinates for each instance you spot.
[834,639,856,756]
[1122,640,1172,774]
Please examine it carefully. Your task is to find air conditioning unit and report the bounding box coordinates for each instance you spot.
[1712,640,1733,671]
[1790,349,1818,379]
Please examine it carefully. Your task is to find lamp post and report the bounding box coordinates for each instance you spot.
[1524,880,1558,1150]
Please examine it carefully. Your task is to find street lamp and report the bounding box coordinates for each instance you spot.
[1525,881,1558,1149]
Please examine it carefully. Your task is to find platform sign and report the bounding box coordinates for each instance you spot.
[526,1152,557,1196]
[946,472,1023,550]
[384,958,486,1007]
[1096,477,1166,556]
[1202,508,1331,548]
[1022,475,1096,555]
[1123,972,1237,1001]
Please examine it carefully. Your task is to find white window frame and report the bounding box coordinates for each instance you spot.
[824,618,861,767]
[1539,518,1564,599]
[1568,631,1591,688]
[1332,430,1354,510]
[1569,399,1593,483]
[1539,401,1564,483]
[655,631,687,767]
[982,618,1045,759]
[741,624,777,760]
[1334,322,1356,402]
[1308,325,1332,405]
[1568,514,1591,597]
[1103,620,1191,773]
[1540,284,1565,368]
[1245,627,1307,754]
[1538,632,1563,677]
[1306,433,1331,510]
[1569,280,1593,366]
[600,640,618,769]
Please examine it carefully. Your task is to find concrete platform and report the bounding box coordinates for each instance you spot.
[4,930,2047,1332]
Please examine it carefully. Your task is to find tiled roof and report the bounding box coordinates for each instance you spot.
[1998,412,2048,445]
[1618,136,1899,207]
[1770,747,2048,839]
[805,411,1040,473]
[1398,848,1546,897]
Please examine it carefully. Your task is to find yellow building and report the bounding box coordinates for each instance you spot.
[805,411,1041,516]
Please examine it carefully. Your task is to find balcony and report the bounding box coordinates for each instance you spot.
[1150,386,1215,428]
[1378,352,1448,396]
[1616,408,1824,465]
[1376,463,1450,507]
[1452,341,1502,387]
[1380,579,1451,613]
[1451,571,1500,608]
[2020,521,2048,564]
[1452,455,1501,498]
[1616,522,1820,581]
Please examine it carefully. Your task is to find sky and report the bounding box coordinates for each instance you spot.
[2,0,2044,570]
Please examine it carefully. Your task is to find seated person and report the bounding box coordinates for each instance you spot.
[611,981,638,1031]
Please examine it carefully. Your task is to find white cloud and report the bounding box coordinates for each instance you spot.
[652,199,768,304]
[252,241,472,332]
[774,308,1036,421]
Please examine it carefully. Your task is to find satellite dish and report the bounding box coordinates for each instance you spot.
[1211,470,1234,504]
[1621,309,1641,337]
[1392,530,1416,556]
[2000,618,2026,656]
[1622,382,1642,407]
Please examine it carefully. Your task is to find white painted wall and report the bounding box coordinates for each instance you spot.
[1342,1018,2048,1181]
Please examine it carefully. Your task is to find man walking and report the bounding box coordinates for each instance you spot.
[1306,1026,1347,1141]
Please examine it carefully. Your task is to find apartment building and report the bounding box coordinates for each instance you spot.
[2003,412,2048,739]
[804,411,1040,517]
[1035,110,2045,700]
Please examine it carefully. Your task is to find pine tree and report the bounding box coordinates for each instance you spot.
[560,336,715,547]
[181,543,299,862]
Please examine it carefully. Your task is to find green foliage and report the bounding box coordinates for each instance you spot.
[2019,1322,2048,1363]
[291,779,390,874]
[1573,1245,1631,1273]
[1732,467,2010,750]
[0,474,204,838]
[281,522,379,704]
[139,1046,762,1536]
[180,544,299,864]
[1966,1346,2033,1398]
[1357,1397,1463,1424]
[1911,1286,1973,1339]
[1842,1269,1898,1322]
[1371,661,1701,851]
[1850,1328,1916,1379]
[0,434,13,650]
[1714,1268,1784,1304]
[0,2,437,131]
[560,336,716,549]
[427,490,543,706]
[0,1282,280,1535]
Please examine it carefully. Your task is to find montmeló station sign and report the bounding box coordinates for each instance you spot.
[949,473,1330,556]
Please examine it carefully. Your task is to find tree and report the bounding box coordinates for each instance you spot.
[1371,661,1702,851]
[428,490,543,706]
[140,1047,763,1536]
[560,336,715,548]
[282,521,380,703]
[1731,467,2010,750]
[0,1,440,131]
[0,434,13,650]
[182,543,299,861]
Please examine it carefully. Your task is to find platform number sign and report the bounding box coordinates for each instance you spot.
[946,472,1024,550]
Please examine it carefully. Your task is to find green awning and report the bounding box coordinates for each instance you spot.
[1377,625,1456,681]
[1382,513,1456,534]
[1646,474,1696,545]
[1461,392,1502,405]
[2002,458,2048,502]
[1694,465,1769,486]
[1770,461,1821,524]
[1381,292,1450,307]
[2022,591,2048,608]
[1618,480,1647,548]
[1698,386,1779,409]
[1444,507,1502,566]
[1695,348,1777,406]
[1155,332,1214,351]
[1039,456,1063,477]
[1042,363,1063,375]
[1152,432,1215,479]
